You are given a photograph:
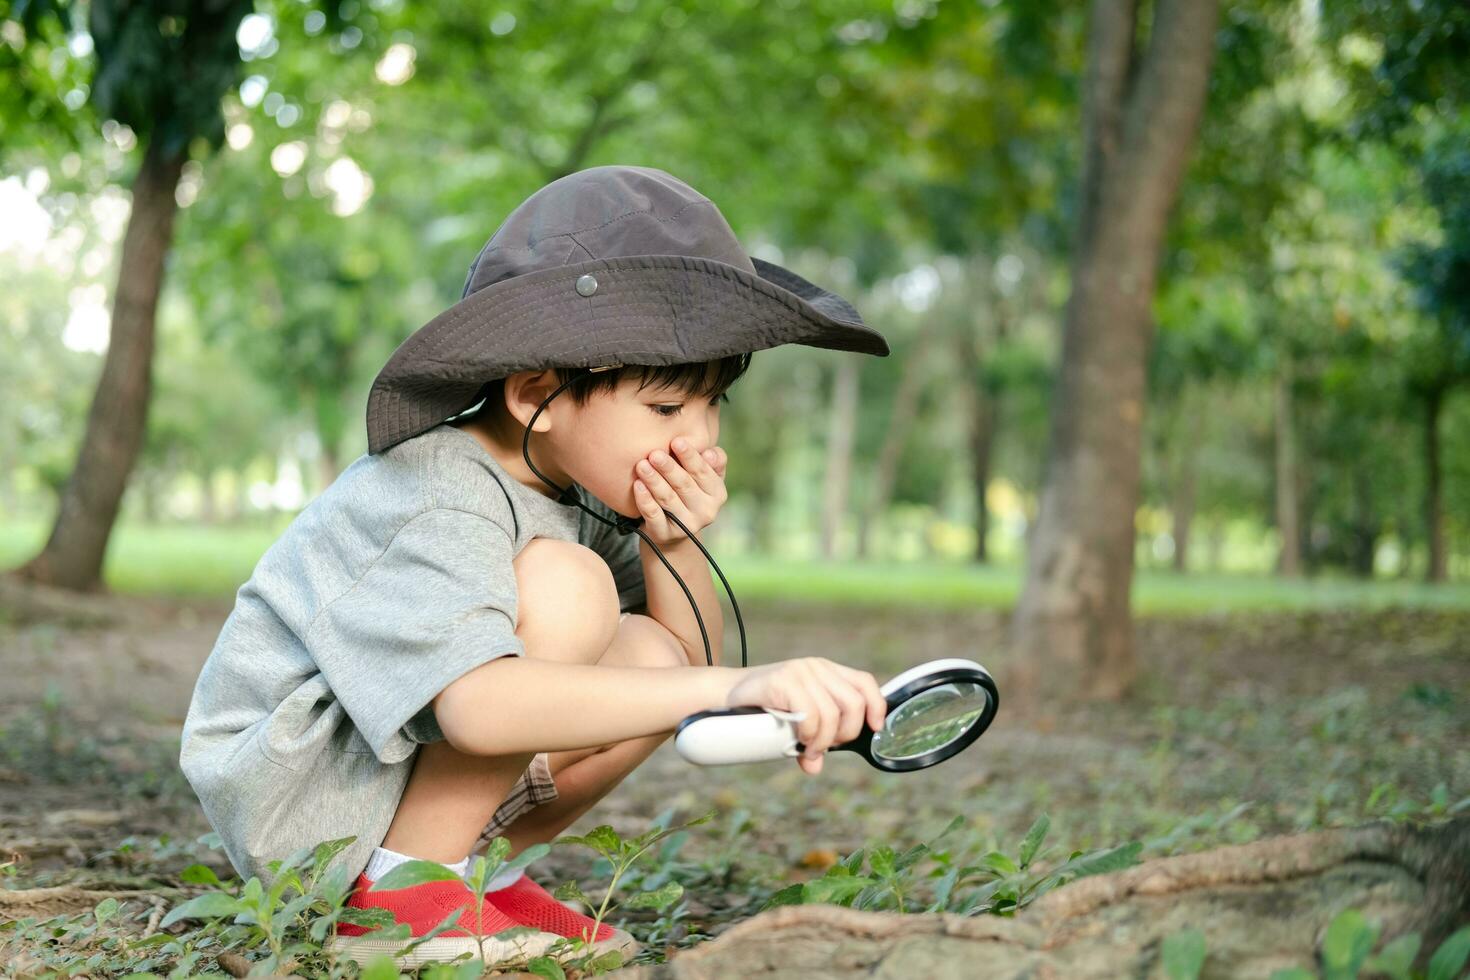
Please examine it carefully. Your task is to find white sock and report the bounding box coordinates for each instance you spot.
[365,845,470,882]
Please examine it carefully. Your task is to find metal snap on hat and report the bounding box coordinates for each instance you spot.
[365,164,891,455]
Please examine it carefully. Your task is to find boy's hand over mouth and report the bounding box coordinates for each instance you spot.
[632,438,728,547]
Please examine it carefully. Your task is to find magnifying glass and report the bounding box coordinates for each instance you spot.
[673,658,999,772]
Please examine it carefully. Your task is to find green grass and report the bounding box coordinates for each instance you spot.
[718,557,1470,614]
[2,518,1468,613]
[0,517,292,600]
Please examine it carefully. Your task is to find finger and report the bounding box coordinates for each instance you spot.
[809,664,869,744]
[830,676,870,744]
[833,664,887,731]
[799,679,840,758]
[784,687,818,767]
[670,440,724,496]
[638,460,695,525]
[649,449,702,499]
[787,673,823,749]
[632,480,668,537]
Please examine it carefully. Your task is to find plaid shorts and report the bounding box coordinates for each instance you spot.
[475,751,561,845]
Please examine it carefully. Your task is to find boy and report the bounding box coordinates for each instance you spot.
[179,165,892,967]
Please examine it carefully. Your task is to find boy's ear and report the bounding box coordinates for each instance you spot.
[503,370,561,432]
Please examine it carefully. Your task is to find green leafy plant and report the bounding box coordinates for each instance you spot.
[762,812,1142,917]
[1162,927,1208,980]
[1266,909,1470,980]
[0,831,240,977]
[543,809,718,976]
[588,805,771,957]
[158,834,361,975]
[1362,782,1470,822]
[1,890,191,978]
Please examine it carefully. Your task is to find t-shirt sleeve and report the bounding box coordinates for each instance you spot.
[304,507,526,764]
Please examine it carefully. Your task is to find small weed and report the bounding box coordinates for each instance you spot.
[1267,909,1470,980]
[1162,927,1207,979]
[761,811,1143,916]
[542,809,717,975]
[1361,782,1470,822]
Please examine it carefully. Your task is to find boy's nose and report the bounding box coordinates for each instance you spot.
[674,424,716,456]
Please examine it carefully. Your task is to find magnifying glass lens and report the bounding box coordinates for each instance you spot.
[870,681,992,762]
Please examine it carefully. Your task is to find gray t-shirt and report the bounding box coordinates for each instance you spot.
[178,421,646,886]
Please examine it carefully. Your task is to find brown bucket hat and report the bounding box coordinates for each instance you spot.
[365,164,890,455]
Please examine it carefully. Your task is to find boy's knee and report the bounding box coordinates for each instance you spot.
[512,538,620,660]
[608,613,688,669]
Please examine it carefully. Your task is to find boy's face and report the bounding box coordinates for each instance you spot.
[538,373,724,519]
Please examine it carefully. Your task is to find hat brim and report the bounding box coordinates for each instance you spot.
[366,253,889,455]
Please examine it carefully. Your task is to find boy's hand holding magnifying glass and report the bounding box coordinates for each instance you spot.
[721,659,887,775]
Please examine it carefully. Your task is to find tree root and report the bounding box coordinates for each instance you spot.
[629,815,1469,979]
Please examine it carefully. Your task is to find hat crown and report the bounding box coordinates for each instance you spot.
[461,165,756,299]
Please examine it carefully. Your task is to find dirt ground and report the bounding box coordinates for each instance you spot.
[1,583,1467,954]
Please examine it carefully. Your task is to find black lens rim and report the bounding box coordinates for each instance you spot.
[822,666,999,772]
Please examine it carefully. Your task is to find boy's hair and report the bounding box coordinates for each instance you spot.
[471,352,752,422]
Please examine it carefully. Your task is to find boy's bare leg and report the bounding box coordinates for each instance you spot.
[488,613,687,861]
[379,538,678,865]
[379,742,537,864]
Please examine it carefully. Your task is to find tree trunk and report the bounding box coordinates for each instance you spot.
[13,138,187,592]
[952,322,999,564]
[857,333,931,560]
[819,360,860,561]
[1205,517,1225,571]
[1273,355,1302,578]
[198,465,216,525]
[1171,391,1203,573]
[1010,0,1220,702]
[1351,466,1377,578]
[1298,470,1319,575]
[1424,387,1447,583]
[138,470,162,525]
[233,467,251,523]
[628,816,1470,980]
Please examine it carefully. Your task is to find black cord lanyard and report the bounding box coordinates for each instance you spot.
[518,374,748,669]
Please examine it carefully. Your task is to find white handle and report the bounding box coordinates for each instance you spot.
[674,708,804,765]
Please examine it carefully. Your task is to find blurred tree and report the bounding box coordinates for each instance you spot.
[1322,0,1470,581]
[1011,0,1221,702]
[130,289,293,523]
[1398,120,1470,581]
[1146,0,1303,576]
[3,0,252,591]
[859,0,1081,564]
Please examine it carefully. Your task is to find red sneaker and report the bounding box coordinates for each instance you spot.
[484,873,641,959]
[326,871,564,968]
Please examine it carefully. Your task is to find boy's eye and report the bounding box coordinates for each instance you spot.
[651,393,728,418]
